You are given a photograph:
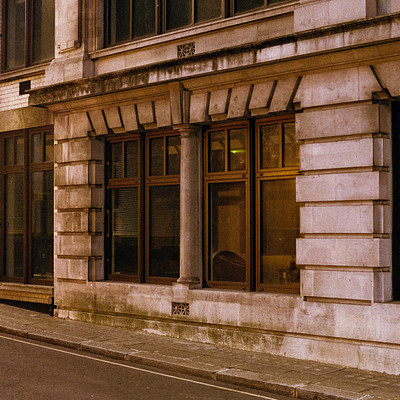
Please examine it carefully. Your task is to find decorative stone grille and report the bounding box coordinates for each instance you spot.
[177,42,196,58]
[172,302,190,315]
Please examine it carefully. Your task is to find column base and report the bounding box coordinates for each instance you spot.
[174,277,201,289]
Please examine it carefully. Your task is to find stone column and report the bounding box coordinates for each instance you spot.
[176,125,203,288]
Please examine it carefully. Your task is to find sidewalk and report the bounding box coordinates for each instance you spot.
[0,302,399,400]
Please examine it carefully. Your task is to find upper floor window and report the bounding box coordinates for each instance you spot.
[106,0,287,46]
[3,0,55,70]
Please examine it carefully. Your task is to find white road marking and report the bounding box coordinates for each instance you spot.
[0,334,279,400]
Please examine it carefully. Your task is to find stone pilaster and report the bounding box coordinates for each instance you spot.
[176,125,203,288]
[53,112,105,287]
[296,102,392,303]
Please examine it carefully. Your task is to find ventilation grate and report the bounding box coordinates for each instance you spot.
[177,42,195,58]
[172,302,190,316]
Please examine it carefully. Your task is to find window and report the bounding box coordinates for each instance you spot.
[3,0,55,70]
[106,131,180,283]
[0,127,54,284]
[205,117,300,292]
[106,0,287,46]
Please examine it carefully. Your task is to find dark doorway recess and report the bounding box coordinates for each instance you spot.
[392,101,400,300]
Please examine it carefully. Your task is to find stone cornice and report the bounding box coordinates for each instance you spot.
[29,13,400,108]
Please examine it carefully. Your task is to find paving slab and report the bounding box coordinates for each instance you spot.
[0,302,399,400]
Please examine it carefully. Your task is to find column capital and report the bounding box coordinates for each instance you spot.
[174,124,202,137]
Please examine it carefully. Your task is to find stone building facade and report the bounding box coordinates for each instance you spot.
[1,0,400,375]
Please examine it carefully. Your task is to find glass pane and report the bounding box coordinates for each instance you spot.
[31,171,54,279]
[208,131,225,173]
[32,134,42,163]
[125,140,138,178]
[166,0,191,30]
[228,128,246,171]
[260,124,280,169]
[260,179,299,285]
[132,0,155,38]
[111,142,122,179]
[108,0,131,45]
[32,0,55,63]
[149,185,180,278]
[15,136,24,165]
[110,187,139,275]
[166,136,181,175]
[5,138,13,166]
[283,122,299,168]
[195,0,222,22]
[209,182,246,282]
[5,0,25,70]
[5,173,24,278]
[234,0,264,14]
[150,138,164,176]
[44,132,54,162]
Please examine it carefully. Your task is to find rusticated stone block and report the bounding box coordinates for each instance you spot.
[295,67,381,108]
[300,138,375,171]
[55,138,104,163]
[54,211,89,233]
[55,235,103,257]
[297,237,390,267]
[54,258,88,281]
[55,187,104,210]
[296,104,390,140]
[297,171,389,202]
[54,162,103,187]
[300,204,390,234]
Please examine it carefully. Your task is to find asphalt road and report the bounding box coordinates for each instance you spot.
[0,333,292,400]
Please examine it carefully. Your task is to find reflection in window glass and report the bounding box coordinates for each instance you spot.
[166,0,191,30]
[32,134,42,163]
[234,0,264,14]
[132,0,155,38]
[283,123,299,167]
[31,171,54,279]
[111,142,122,179]
[5,173,24,278]
[44,133,54,162]
[125,140,139,178]
[228,129,246,171]
[150,138,164,176]
[5,138,14,166]
[195,0,221,22]
[209,131,225,173]
[149,185,180,278]
[209,182,246,282]
[260,179,299,285]
[110,187,139,276]
[166,136,181,176]
[108,0,131,45]
[32,0,55,63]
[260,124,280,169]
[15,136,24,165]
[5,0,25,70]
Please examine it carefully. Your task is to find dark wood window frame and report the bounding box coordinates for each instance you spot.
[204,116,300,293]
[2,0,55,71]
[0,126,54,285]
[105,0,288,47]
[105,130,181,284]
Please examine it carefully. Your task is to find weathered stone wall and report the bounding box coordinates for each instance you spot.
[28,0,400,376]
